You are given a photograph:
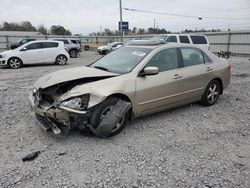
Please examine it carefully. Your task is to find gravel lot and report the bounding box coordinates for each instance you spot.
[0,52,249,188]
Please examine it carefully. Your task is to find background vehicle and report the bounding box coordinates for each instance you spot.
[151,34,210,49]
[0,40,69,69]
[29,43,230,137]
[50,38,81,58]
[97,42,124,55]
[7,38,37,50]
[128,34,210,50]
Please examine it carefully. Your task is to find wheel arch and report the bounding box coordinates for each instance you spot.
[7,56,23,64]
[56,54,68,61]
[107,93,135,121]
[211,77,223,94]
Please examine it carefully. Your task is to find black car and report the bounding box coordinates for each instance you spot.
[7,38,37,50]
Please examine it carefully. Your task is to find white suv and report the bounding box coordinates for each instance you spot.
[0,40,69,69]
[151,34,210,50]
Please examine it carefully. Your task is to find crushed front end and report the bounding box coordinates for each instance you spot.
[28,80,97,134]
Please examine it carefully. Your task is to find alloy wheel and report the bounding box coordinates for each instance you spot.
[9,58,21,69]
[207,83,219,104]
[57,55,67,65]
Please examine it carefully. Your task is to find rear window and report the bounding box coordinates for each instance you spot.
[179,36,190,43]
[190,36,207,44]
[43,42,59,48]
[71,40,80,44]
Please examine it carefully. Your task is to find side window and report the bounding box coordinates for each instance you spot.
[190,36,207,44]
[165,36,177,43]
[63,40,69,44]
[180,48,204,67]
[43,42,59,48]
[203,52,212,63]
[112,44,118,47]
[25,43,43,50]
[179,36,190,43]
[146,48,179,72]
[20,39,27,45]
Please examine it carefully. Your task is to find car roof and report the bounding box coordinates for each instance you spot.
[27,40,61,43]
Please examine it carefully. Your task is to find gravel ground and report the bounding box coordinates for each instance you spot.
[0,52,249,188]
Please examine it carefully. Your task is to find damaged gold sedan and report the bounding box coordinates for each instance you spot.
[29,43,231,137]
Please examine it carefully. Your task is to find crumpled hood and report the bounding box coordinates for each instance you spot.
[34,66,118,89]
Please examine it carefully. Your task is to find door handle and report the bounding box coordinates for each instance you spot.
[173,74,183,79]
[206,67,213,71]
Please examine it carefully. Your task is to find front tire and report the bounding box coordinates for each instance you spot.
[8,57,23,69]
[90,97,128,137]
[55,55,67,65]
[200,80,221,106]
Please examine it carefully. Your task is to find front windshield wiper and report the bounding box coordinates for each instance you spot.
[93,66,109,72]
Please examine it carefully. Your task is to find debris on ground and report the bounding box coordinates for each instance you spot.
[22,151,41,162]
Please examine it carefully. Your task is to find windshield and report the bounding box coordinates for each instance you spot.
[90,47,152,74]
[151,35,167,42]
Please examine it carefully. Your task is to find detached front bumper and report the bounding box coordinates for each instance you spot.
[28,93,92,134]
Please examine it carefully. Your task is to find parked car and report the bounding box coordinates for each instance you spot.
[7,38,37,50]
[50,38,81,58]
[29,43,231,137]
[0,40,69,69]
[129,34,210,50]
[97,42,124,55]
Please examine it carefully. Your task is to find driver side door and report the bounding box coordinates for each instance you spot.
[19,42,44,64]
[135,48,184,115]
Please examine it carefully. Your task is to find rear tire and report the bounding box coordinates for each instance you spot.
[69,49,77,58]
[8,57,23,69]
[55,55,67,65]
[90,97,128,137]
[200,80,221,106]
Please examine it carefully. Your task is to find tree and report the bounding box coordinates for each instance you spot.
[21,21,36,31]
[50,25,72,35]
[132,27,137,34]
[37,25,48,35]
[138,28,145,35]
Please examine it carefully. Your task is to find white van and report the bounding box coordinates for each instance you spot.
[151,34,210,50]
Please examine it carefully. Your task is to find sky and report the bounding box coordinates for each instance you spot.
[0,0,249,35]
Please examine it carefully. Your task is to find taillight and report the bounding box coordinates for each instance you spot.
[228,64,232,71]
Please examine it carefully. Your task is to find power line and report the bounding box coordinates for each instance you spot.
[123,7,250,20]
[166,0,250,12]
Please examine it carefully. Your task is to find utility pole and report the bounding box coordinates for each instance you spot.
[154,19,156,29]
[119,0,123,42]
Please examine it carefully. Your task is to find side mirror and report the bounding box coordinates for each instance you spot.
[139,66,159,77]
[20,47,27,51]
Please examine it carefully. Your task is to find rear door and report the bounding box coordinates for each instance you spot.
[19,42,43,64]
[177,47,214,100]
[41,42,59,62]
[136,48,185,114]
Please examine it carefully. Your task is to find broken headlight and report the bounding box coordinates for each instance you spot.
[60,94,90,110]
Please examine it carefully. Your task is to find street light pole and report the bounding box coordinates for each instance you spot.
[119,0,123,42]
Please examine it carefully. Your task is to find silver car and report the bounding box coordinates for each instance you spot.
[29,43,231,137]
